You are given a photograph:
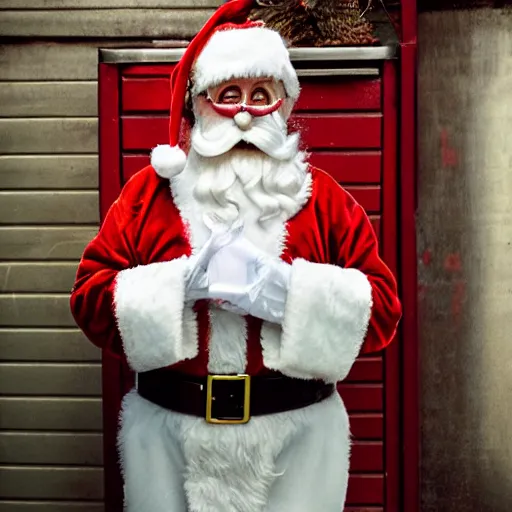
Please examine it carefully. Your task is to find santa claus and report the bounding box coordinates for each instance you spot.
[71,0,401,510]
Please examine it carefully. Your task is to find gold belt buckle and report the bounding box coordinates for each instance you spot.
[206,374,251,425]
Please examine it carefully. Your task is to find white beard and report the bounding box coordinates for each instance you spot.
[170,109,312,258]
[191,149,309,226]
[189,110,310,226]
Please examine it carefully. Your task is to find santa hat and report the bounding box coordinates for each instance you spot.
[151,0,300,179]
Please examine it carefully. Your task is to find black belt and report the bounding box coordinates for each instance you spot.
[137,369,335,425]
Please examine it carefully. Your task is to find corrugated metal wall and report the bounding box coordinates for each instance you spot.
[0,2,219,509]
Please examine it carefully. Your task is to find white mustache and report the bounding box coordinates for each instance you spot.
[191,111,299,161]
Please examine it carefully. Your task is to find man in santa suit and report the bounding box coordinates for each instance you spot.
[71,1,401,510]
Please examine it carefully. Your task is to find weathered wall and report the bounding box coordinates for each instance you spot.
[0,2,219,510]
[418,8,512,512]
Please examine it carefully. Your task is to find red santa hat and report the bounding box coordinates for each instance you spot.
[151,0,300,179]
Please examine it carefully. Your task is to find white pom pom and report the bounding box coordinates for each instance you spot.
[150,144,187,179]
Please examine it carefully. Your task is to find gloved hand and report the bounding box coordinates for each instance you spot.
[207,236,292,324]
[185,221,243,302]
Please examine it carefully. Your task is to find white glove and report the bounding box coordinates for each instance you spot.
[185,221,243,302]
[207,237,291,324]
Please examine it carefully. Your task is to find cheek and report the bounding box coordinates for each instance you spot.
[271,81,286,99]
[279,98,294,121]
[194,96,213,118]
[194,99,229,128]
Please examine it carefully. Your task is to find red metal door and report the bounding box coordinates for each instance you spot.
[98,56,402,512]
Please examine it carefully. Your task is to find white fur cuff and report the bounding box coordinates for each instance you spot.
[263,259,372,383]
[114,257,198,372]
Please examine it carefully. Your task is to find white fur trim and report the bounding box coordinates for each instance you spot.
[114,257,198,372]
[294,169,313,215]
[151,144,187,179]
[207,307,247,374]
[118,390,188,511]
[172,167,252,374]
[119,389,350,511]
[263,259,373,383]
[193,27,300,100]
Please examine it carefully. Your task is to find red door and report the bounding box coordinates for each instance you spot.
[98,55,403,512]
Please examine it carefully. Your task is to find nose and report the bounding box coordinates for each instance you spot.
[234,111,252,130]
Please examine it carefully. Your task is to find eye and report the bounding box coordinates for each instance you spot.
[218,86,242,104]
[250,88,270,105]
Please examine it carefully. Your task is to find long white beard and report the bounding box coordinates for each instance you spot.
[189,112,310,225]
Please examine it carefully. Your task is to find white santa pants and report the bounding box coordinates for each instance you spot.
[119,389,351,512]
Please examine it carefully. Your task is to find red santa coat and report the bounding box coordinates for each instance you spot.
[70,163,401,511]
[72,164,400,377]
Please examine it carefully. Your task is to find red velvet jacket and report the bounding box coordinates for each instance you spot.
[70,165,401,381]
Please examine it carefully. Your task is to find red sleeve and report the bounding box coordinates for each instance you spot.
[262,171,401,383]
[70,197,134,358]
[71,172,197,373]
[336,196,402,355]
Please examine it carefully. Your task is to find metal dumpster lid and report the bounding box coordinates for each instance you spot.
[100,19,398,64]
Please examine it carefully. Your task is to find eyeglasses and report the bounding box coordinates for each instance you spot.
[206,96,284,118]
[203,80,285,119]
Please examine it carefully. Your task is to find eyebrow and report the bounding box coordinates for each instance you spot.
[252,79,273,87]
[213,79,273,95]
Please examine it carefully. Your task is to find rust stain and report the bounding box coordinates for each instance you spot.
[444,253,462,273]
[440,128,458,168]
[421,249,433,266]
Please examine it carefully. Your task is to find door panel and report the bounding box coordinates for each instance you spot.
[98,59,400,511]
